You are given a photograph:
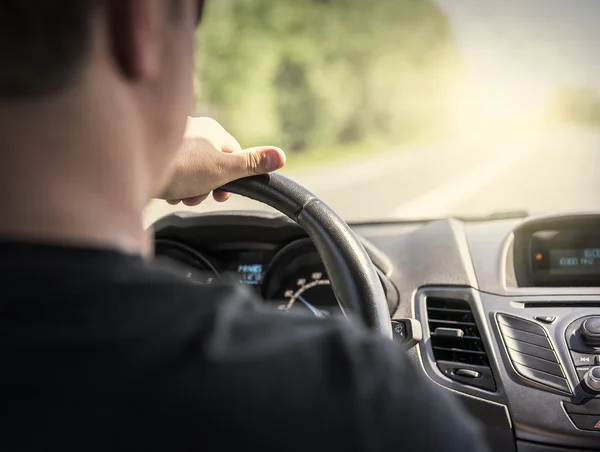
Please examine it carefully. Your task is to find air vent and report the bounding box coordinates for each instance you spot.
[426,297,496,391]
[497,313,570,394]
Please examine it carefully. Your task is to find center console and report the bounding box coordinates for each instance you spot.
[512,216,600,439]
[413,214,600,452]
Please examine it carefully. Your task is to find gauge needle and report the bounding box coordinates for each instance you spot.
[296,295,325,318]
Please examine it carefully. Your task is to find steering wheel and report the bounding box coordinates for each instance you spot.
[220,173,392,338]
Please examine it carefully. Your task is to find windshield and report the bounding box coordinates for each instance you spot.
[145,0,600,225]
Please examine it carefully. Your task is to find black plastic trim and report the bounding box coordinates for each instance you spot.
[498,314,547,336]
[516,441,595,451]
[567,413,600,432]
[564,398,600,415]
[511,363,570,393]
[501,326,553,349]
[504,337,558,362]
[508,350,564,377]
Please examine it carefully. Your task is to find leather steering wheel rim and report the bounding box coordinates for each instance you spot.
[220,173,392,338]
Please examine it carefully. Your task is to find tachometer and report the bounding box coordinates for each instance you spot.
[153,239,218,285]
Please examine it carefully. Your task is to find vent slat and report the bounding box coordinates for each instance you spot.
[428,319,476,326]
[426,297,491,367]
[430,334,481,341]
[432,346,487,356]
[427,307,472,314]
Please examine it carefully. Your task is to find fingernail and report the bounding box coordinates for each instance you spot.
[265,148,286,171]
[263,150,277,171]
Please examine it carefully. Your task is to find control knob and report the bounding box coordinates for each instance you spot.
[583,366,600,393]
[580,317,600,346]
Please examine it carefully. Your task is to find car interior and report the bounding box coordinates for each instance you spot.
[148,173,600,452]
[140,0,600,450]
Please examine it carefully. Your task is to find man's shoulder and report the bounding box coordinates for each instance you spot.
[0,252,489,452]
[143,279,488,452]
[131,268,396,390]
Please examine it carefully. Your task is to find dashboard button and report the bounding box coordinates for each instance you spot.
[391,320,406,341]
[503,336,557,362]
[512,362,570,394]
[500,325,552,349]
[568,414,600,431]
[584,317,600,334]
[535,315,556,324]
[582,367,600,393]
[391,318,422,348]
[508,349,564,377]
[497,314,546,336]
[581,317,600,346]
[570,350,599,367]
[564,398,600,415]
[577,367,590,382]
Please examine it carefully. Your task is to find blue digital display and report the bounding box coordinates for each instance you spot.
[237,263,263,285]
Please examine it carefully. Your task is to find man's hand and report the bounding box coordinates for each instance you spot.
[160,117,286,206]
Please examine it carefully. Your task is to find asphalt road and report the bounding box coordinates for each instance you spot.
[144,128,600,227]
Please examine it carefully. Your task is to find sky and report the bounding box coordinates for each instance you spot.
[433,0,600,112]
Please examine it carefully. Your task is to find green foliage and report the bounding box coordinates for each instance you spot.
[194,0,463,153]
[551,86,600,127]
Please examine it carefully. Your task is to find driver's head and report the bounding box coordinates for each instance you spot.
[0,0,203,200]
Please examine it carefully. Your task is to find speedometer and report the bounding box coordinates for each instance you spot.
[262,239,343,317]
[277,272,339,317]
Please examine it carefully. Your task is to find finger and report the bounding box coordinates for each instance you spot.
[243,146,287,174]
[213,190,231,202]
[217,146,287,181]
[167,200,181,205]
[181,194,209,206]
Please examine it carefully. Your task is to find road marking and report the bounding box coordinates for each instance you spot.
[391,147,539,219]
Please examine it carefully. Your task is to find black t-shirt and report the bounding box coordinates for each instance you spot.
[0,242,490,451]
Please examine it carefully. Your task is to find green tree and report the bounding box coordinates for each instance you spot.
[194,0,463,152]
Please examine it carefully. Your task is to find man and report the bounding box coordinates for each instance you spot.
[0,1,490,451]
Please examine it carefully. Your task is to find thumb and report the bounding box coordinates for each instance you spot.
[229,146,287,177]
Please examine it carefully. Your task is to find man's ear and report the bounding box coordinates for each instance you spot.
[107,0,161,81]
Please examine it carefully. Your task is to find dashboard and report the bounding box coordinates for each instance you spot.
[155,237,344,317]
[151,210,600,452]
[153,212,398,318]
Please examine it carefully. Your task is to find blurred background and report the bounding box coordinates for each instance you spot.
[145,0,600,225]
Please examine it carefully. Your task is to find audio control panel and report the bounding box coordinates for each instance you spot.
[561,316,600,433]
[565,316,600,394]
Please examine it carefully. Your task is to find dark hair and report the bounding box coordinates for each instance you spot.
[0,1,103,100]
[0,0,205,101]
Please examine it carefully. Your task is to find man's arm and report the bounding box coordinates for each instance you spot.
[354,332,491,451]
[151,119,489,450]
[192,286,492,452]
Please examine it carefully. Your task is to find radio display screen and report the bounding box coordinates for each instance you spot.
[549,248,600,275]
[529,229,600,286]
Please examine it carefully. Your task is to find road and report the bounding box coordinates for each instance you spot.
[144,128,600,227]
